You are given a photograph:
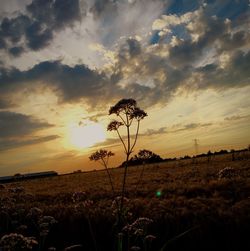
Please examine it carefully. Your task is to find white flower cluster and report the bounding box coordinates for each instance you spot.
[0,233,37,250]
[123,217,153,236]
[217,167,239,179]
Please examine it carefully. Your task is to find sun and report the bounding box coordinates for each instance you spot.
[68,122,106,149]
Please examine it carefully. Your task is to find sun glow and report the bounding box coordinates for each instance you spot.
[68,122,106,149]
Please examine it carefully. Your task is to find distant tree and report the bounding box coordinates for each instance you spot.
[207,150,212,162]
[13,173,22,180]
[230,149,235,161]
[120,149,163,167]
[137,149,163,163]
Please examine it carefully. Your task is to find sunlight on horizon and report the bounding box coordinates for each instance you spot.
[66,122,106,150]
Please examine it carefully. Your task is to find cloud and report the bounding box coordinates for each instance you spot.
[171,123,213,133]
[0,98,13,109]
[0,60,113,105]
[109,6,250,107]
[0,0,82,55]
[0,1,249,110]
[142,127,168,136]
[224,115,249,121]
[8,46,25,56]
[0,111,53,138]
[89,0,163,47]
[91,137,121,149]
[0,111,59,151]
[0,135,60,152]
[141,123,213,137]
[196,50,250,89]
[80,112,107,123]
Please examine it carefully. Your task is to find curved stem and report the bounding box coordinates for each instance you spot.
[126,113,130,154]
[101,159,115,197]
[129,118,134,127]
[116,129,127,153]
[130,120,140,154]
[118,114,126,126]
[118,113,131,229]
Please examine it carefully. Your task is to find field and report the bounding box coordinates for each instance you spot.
[1,154,250,251]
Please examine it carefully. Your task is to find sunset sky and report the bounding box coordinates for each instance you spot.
[0,0,249,176]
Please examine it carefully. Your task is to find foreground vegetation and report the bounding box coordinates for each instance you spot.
[0,155,250,251]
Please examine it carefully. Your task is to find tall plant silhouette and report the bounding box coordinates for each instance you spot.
[107,99,147,226]
[89,149,115,197]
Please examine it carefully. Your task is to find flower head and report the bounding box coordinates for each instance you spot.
[109,99,137,115]
[129,107,147,121]
[89,149,114,161]
[0,233,38,250]
[107,120,124,131]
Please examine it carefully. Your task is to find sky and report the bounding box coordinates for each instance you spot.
[0,0,249,176]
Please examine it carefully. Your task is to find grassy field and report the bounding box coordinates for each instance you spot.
[1,155,250,251]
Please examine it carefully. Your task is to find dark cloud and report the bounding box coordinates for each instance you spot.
[8,46,25,56]
[168,13,230,66]
[0,111,53,138]
[0,60,111,105]
[197,50,250,88]
[0,111,58,151]
[0,135,60,152]
[25,21,53,50]
[0,99,13,109]
[219,30,250,52]
[0,0,82,55]
[90,0,117,18]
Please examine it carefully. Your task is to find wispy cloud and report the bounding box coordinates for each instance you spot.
[0,111,53,138]
[0,135,60,152]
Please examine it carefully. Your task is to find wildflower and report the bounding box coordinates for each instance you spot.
[48,247,56,251]
[26,207,43,221]
[217,167,238,179]
[38,216,57,237]
[107,120,124,131]
[130,246,141,251]
[107,99,147,222]
[72,191,86,203]
[89,149,114,162]
[8,186,25,193]
[111,196,129,215]
[123,217,153,236]
[64,244,83,250]
[0,233,37,250]
[0,184,6,189]
[129,107,147,121]
[145,234,156,241]
[109,99,137,116]
[89,149,116,197]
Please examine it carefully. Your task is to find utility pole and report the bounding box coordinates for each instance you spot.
[194,139,199,156]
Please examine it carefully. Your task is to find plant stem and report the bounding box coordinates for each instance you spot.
[130,120,140,153]
[119,113,130,229]
[135,161,145,193]
[102,159,116,198]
